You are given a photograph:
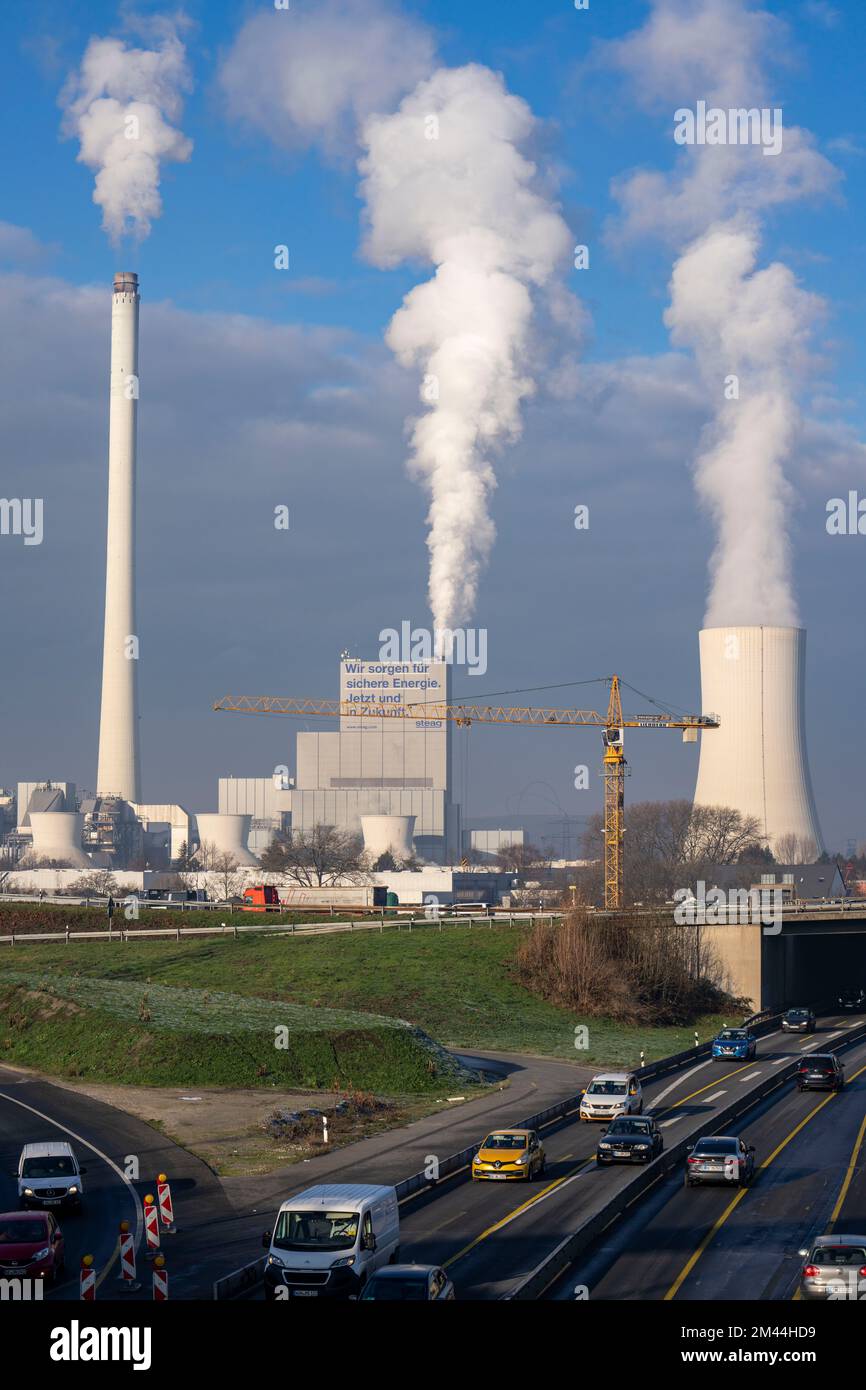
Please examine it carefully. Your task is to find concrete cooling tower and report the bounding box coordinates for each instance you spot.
[28,812,91,868]
[361,815,416,862]
[97,272,141,803]
[194,813,258,866]
[693,626,824,855]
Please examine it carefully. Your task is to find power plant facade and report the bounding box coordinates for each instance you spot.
[96,272,141,803]
[693,626,824,855]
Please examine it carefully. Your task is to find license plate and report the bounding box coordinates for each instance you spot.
[488,1173,507,1180]
[614,1150,630,1158]
[4,1267,25,1276]
[701,1163,722,1171]
[292,1289,318,1297]
[43,1199,61,1206]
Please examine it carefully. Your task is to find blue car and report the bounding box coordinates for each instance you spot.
[711,1028,757,1061]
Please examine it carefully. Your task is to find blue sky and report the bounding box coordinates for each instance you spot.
[1,0,864,850]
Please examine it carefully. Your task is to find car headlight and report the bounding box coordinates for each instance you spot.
[68,1186,79,1194]
[32,1247,51,1262]
[516,1154,530,1165]
[267,1254,286,1268]
[331,1256,355,1268]
[635,1144,649,1151]
[23,1188,34,1196]
[598,1142,611,1150]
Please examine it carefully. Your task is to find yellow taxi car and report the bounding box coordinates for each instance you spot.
[471,1129,546,1183]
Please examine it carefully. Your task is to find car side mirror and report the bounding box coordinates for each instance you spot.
[686,1144,694,1153]
[363,1234,377,1252]
[261,1231,271,1249]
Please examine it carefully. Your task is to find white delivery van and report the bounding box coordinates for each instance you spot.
[262,1183,400,1300]
[17,1141,86,1210]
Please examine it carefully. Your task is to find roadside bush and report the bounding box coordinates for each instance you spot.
[515,909,744,1026]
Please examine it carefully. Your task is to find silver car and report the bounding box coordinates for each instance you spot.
[798,1234,866,1300]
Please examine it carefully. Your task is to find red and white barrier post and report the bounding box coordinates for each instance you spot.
[157,1172,176,1233]
[143,1193,160,1259]
[79,1254,96,1301]
[117,1219,141,1292]
[152,1254,168,1301]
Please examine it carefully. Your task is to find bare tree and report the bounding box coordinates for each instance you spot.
[203,851,246,902]
[262,825,366,887]
[65,869,119,897]
[775,832,817,865]
[494,841,546,873]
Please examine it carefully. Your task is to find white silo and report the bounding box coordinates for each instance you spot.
[96,272,141,803]
[194,813,259,866]
[693,626,824,855]
[28,812,91,868]
[361,815,416,862]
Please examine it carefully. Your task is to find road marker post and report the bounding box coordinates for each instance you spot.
[152,1254,168,1301]
[143,1193,160,1258]
[157,1172,177,1232]
[79,1254,96,1301]
[117,1219,141,1292]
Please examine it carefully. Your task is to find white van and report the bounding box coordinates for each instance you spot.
[262,1183,400,1300]
[17,1141,86,1210]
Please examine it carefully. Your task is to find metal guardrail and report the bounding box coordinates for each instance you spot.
[212,1008,781,1299]
[0,913,550,947]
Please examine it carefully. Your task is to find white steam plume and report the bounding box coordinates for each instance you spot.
[359,64,573,633]
[607,0,839,629]
[61,22,192,243]
[666,220,822,627]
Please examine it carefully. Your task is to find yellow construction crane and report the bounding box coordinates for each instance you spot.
[213,677,718,910]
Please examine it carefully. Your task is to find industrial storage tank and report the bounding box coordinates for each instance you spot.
[28,812,91,868]
[361,815,416,862]
[193,813,258,866]
[692,626,824,855]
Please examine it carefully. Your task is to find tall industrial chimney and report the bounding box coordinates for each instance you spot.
[693,626,824,855]
[96,272,141,802]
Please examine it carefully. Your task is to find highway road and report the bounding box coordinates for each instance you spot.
[549,1029,866,1301]
[0,1065,232,1299]
[219,1010,864,1300]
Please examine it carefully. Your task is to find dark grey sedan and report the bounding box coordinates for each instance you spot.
[359,1265,455,1301]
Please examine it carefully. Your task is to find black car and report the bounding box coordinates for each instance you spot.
[685,1135,755,1188]
[782,1007,815,1033]
[797,1053,844,1091]
[596,1115,663,1166]
[837,989,865,1012]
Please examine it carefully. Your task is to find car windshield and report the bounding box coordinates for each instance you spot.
[608,1119,650,1136]
[802,1058,833,1069]
[482,1134,526,1149]
[693,1139,737,1156]
[717,1031,745,1041]
[588,1081,627,1096]
[811,1247,866,1266]
[0,1220,47,1244]
[363,1276,429,1301]
[272,1210,358,1253]
[22,1157,75,1178]
[787,1009,809,1018]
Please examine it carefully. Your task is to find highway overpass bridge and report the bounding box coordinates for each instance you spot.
[699,902,866,1011]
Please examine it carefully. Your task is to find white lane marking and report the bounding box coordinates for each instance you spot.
[650,1059,714,1109]
[771,1057,789,1066]
[660,1116,684,1128]
[704,1090,727,1102]
[824,1031,843,1041]
[740,1070,761,1081]
[0,1088,144,1276]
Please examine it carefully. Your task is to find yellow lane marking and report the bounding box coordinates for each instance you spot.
[665,1061,866,1301]
[443,1160,595,1268]
[828,1108,866,1231]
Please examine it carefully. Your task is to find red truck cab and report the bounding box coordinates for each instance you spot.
[243,885,281,911]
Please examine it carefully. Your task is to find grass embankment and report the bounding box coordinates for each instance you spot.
[0,926,737,1070]
[0,967,478,1093]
